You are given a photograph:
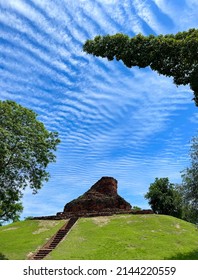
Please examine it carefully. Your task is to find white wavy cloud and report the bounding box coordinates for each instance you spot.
[0,0,197,217]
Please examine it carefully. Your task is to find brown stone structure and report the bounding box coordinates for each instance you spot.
[62,176,131,214]
[32,177,153,220]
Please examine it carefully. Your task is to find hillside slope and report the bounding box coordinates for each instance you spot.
[0,220,66,260]
[46,215,198,260]
[0,215,197,260]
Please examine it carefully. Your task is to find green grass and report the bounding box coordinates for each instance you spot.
[0,219,66,259]
[0,215,197,260]
[46,215,198,260]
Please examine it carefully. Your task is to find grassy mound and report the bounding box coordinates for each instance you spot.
[0,215,197,260]
[46,215,198,260]
[0,219,66,260]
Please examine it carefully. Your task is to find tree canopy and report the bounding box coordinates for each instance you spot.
[83,28,198,106]
[145,177,182,217]
[0,100,60,223]
[181,136,198,224]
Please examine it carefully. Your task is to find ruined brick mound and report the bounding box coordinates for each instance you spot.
[31,176,154,220]
[63,177,131,214]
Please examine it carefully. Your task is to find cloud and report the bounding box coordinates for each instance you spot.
[1,0,197,217]
[153,0,198,31]
[190,113,198,124]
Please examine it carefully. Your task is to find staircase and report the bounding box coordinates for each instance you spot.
[32,217,78,260]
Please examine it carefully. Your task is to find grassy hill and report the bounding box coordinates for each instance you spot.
[0,214,197,260]
[0,219,65,260]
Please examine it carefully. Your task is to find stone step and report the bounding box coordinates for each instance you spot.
[32,249,52,260]
[31,218,78,260]
[53,234,66,238]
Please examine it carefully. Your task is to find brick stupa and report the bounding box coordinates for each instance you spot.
[32,177,153,220]
[62,176,131,215]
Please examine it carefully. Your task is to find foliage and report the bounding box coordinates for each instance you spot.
[0,100,60,224]
[145,178,182,217]
[0,188,23,226]
[83,28,198,106]
[24,216,34,221]
[132,206,142,210]
[180,136,198,224]
[0,252,8,260]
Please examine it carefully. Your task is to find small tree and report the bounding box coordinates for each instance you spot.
[145,178,182,217]
[0,100,60,224]
[83,29,198,106]
[132,206,142,211]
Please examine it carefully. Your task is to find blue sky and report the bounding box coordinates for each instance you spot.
[1,0,198,218]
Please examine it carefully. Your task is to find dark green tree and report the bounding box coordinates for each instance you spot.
[181,136,198,224]
[83,28,198,106]
[0,187,23,225]
[0,100,60,224]
[145,178,182,217]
